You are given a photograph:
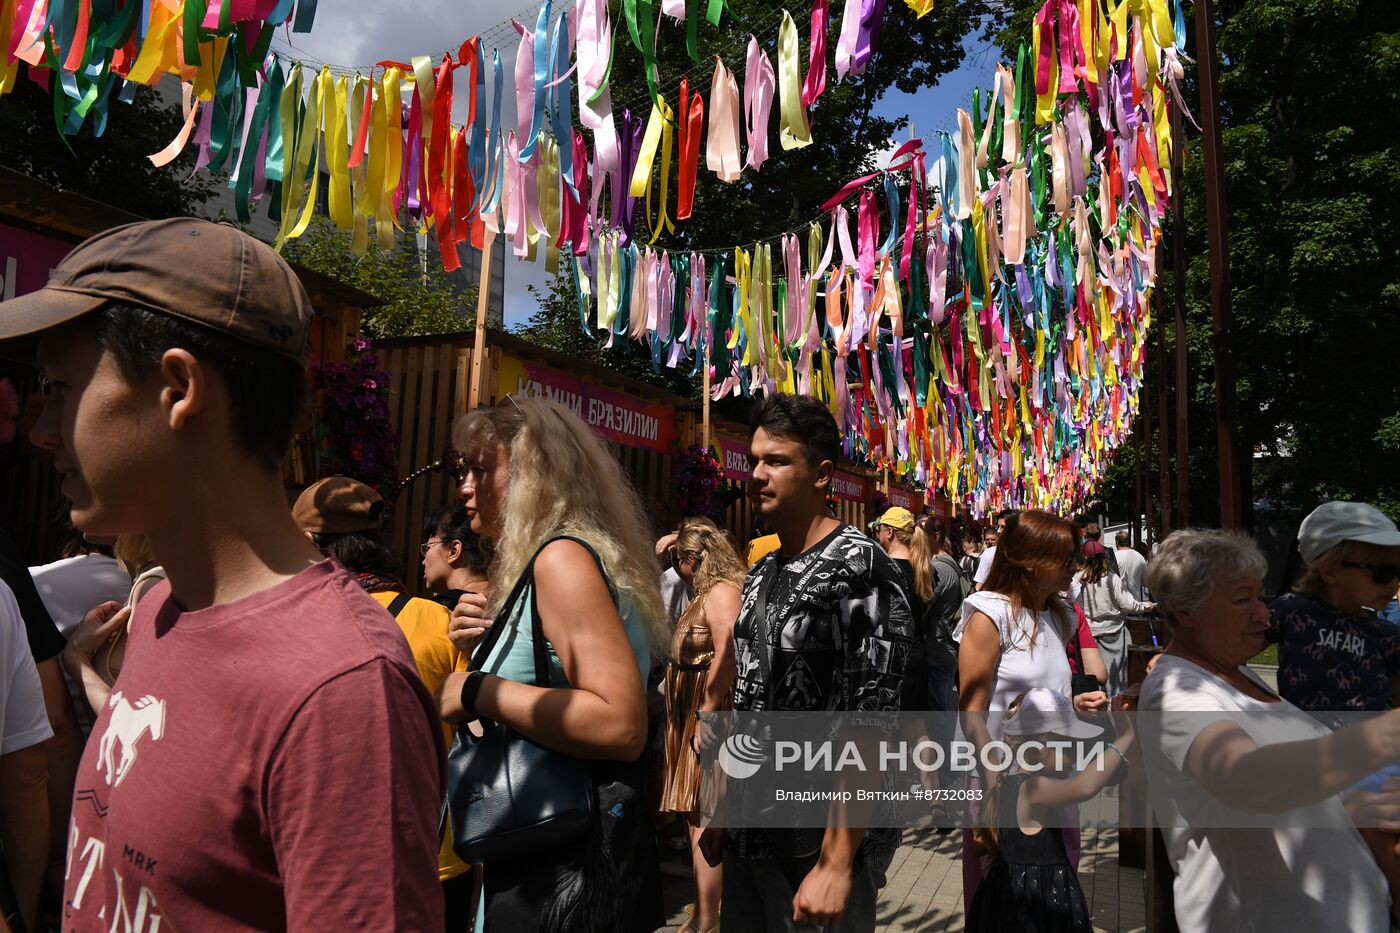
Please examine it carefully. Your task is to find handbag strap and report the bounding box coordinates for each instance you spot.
[470,535,618,690]
[385,592,413,619]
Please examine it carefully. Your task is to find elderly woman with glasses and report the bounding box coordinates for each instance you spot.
[1139,529,1400,933]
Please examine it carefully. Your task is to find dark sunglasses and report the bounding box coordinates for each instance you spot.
[1341,562,1400,585]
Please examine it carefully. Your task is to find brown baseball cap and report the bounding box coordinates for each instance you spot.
[0,217,313,365]
[292,476,385,534]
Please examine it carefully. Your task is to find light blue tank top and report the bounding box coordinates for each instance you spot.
[475,555,653,685]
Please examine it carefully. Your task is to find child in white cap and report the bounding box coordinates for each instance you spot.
[1267,501,1400,728]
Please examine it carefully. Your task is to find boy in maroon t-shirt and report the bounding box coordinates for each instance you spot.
[2,219,445,931]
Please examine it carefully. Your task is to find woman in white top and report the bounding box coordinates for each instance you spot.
[1075,540,1154,697]
[1139,529,1400,933]
[956,510,1090,907]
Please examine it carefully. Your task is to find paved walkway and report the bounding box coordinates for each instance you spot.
[659,813,1146,932]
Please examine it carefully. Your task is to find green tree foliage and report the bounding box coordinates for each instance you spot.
[283,215,478,339]
[0,76,213,216]
[995,0,1400,527]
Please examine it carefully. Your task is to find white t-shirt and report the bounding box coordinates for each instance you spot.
[2,580,53,755]
[1115,547,1147,598]
[30,554,132,636]
[1139,655,1389,933]
[660,566,692,626]
[954,591,1072,733]
[973,546,997,585]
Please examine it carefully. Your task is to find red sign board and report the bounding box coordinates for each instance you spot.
[717,435,753,481]
[831,469,868,503]
[888,486,922,512]
[0,224,76,301]
[498,355,677,454]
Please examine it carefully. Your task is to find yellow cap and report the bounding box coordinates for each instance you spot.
[876,507,916,531]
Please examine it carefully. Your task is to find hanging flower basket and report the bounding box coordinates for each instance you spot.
[677,444,724,519]
[310,338,399,490]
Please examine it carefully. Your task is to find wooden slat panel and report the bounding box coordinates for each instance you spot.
[392,348,423,585]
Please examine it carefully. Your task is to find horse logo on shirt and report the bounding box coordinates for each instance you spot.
[97,693,166,787]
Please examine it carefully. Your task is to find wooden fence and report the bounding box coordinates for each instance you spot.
[376,330,692,591]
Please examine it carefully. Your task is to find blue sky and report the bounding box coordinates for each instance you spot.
[269,5,1006,329]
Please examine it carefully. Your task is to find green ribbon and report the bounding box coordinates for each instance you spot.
[686,0,699,61]
[234,55,282,222]
[183,0,208,66]
[623,0,659,101]
[205,44,244,174]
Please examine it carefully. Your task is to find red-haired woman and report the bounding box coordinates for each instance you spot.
[955,510,1086,908]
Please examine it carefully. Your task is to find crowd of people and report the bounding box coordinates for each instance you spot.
[0,219,1398,933]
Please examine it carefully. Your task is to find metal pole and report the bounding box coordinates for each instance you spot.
[1144,384,1155,550]
[1134,390,1144,547]
[1156,245,1171,540]
[1171,109,1191,529]
[1194,0,1242,530]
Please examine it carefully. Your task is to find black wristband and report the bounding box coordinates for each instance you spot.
[459,670,488,720]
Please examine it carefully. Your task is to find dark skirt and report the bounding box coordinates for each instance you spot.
[966,776,1091,933]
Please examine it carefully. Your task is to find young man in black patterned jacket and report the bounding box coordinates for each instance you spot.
[708,394,915,933]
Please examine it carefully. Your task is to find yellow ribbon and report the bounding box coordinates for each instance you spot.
[379,68,405,247]
[733,247,750,356]
[327,74,353,231]
[777,10,812,151]
[539,134,562,274]
[347,75,370,254]
[1110,0,1130,62]
[1078,0,1098,89]
[597,234,620,334]
[126,2,177,86]
[627,94,675,244]
[274,64,324,251]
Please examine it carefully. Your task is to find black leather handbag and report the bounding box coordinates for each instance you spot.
[445,539,595,864]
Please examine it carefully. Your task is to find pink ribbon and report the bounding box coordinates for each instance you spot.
[782,233,804,346]
[802,0,828,107]
[577,0,621,228]
[742,36,774,172]
[857,188,877,289]
[834,0,861,82]
[706,55,741,182]
[819,138,922,211]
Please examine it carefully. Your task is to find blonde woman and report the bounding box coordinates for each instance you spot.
[660,517,744,933]
[436,396,668,932]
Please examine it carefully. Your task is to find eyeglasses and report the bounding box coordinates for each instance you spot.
[1341,562,1400,585]
[420,539,443,557]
